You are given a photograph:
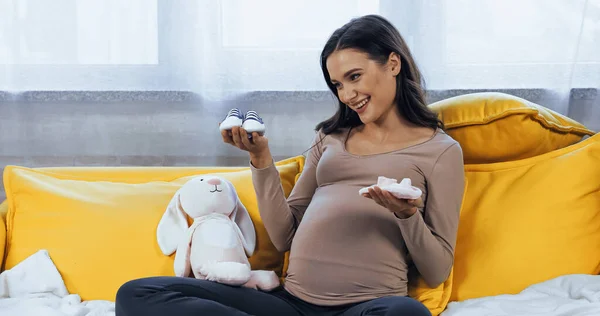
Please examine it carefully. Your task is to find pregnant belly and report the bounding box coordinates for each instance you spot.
[284,186,409,298]
[284,254,408,301]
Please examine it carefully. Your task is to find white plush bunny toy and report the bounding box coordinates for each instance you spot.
[156,175,280,291]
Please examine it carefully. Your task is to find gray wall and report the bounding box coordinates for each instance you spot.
[1,89,598,202]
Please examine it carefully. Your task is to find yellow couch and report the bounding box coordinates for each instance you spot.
[0,92,598,315]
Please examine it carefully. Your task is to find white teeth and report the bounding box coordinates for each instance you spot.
[355,98,369,109]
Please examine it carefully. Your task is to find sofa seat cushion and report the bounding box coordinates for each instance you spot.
[450,132,600,302]
[2,157,304,301]
[428,92,595,164]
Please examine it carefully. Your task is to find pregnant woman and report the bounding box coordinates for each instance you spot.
[115,14,465,316]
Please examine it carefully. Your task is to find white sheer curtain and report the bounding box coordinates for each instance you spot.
[0,0,598,118]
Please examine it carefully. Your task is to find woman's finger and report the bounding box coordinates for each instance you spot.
[406,199,420,208]
[221,129,233,145]
[240,128,253,149]
[381,190,401,208]
[231,127,243,147]
[373,187,386,200]
[368,188,384,206]
[367,188,376,201]
[376,188,393,208]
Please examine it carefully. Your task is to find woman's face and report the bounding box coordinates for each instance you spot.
[326,48,400,125]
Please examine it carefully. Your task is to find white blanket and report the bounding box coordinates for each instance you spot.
[0,250,115,316]
[442,274,600,316]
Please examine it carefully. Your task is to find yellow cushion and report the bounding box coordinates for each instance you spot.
[450,132,600,302]
[428,92,595,164]
[2,156,304,301]
[0,201,6,269]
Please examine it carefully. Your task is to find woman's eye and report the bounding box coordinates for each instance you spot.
[350,73,361,81]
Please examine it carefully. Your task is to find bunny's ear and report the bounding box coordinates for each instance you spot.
[226,180,256,257]
[156,191,189,256]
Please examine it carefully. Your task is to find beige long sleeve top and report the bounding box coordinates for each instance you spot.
[251,127,465,306]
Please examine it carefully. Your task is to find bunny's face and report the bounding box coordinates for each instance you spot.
[156,173,256,258]
[177,175,237,218]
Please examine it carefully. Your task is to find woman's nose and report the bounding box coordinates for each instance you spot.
[207,178,221,185]
[341,89,357,104]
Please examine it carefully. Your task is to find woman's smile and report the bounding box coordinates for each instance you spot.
[352,96,370,114]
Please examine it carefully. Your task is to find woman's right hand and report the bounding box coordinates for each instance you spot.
[221,126,272,168]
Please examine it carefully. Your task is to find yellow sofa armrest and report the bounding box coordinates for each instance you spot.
[0,200,7,271]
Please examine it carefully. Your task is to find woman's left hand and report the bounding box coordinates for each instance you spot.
[363,186,424,219]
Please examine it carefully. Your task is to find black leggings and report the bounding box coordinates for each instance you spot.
[115,276,431,316]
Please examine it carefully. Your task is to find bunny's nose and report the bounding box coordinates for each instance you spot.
[207,178,221,185]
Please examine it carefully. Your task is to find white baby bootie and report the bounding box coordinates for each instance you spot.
[219,108,244,131]
[242,110,266,135]
[359,176,422,200]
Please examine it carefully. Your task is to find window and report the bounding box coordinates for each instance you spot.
[0,0,597,93]
[0,0,158,65]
